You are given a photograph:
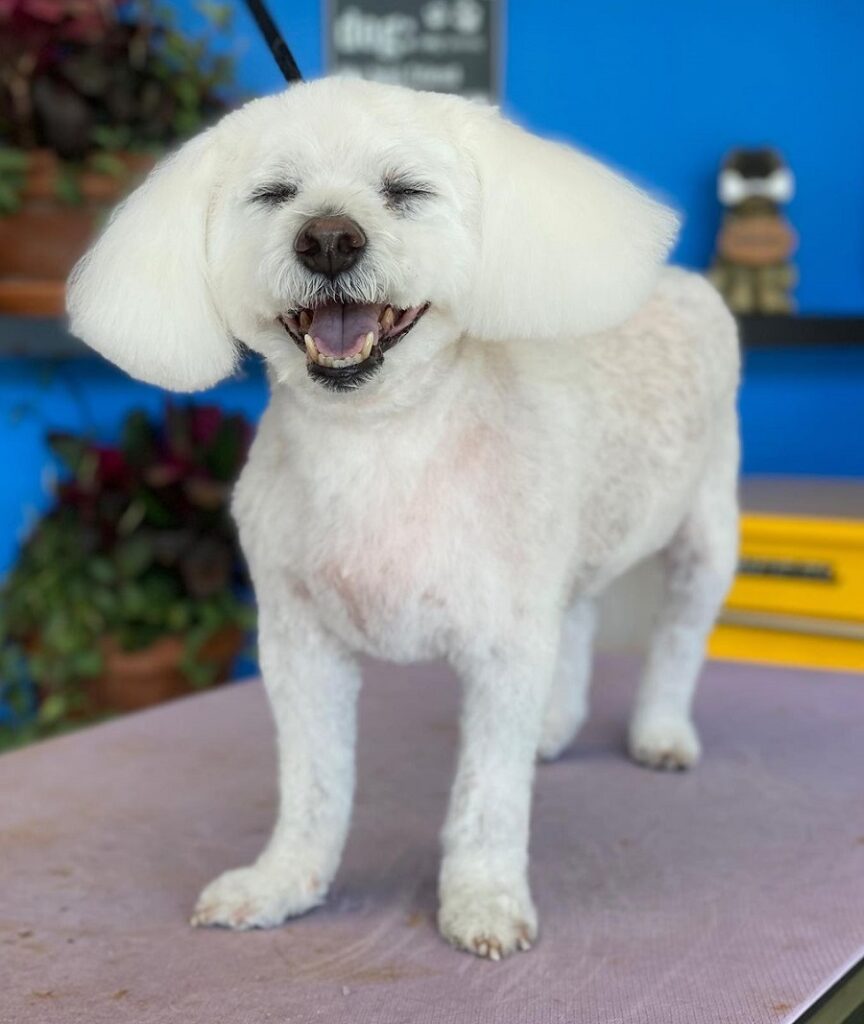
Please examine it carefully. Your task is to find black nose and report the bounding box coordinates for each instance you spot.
[294,215,367,278]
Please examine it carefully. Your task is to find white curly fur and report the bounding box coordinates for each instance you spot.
[68,78,740,960]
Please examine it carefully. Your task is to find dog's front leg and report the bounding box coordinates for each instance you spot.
[192,587,360,930]
[439,625,558,959]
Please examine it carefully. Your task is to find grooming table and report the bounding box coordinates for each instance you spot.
[2,656,862,1024]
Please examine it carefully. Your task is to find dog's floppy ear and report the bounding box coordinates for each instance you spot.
[67,128,236,391]
[461,107,680,342]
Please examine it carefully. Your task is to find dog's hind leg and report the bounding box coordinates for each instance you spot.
[537,599,597,761]
[628,436,739,771]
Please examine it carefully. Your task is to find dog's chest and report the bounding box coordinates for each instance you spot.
[310,543,448,660]
[290,422,515,659]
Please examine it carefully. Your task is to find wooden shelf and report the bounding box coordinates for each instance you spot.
[0,279,65,317]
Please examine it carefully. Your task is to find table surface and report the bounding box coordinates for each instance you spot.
[1,655,863,1024]
[741,476,864,518]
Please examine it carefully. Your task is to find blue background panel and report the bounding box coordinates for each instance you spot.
[0,359,267,573]
[2,0,863,577]
[186,0,864,314]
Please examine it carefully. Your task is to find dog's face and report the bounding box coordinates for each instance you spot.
[68,79,678,400]
[208,82,478,397]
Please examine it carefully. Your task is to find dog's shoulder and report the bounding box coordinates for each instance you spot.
[611,267,741,401]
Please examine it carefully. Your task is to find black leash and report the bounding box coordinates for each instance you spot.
[241,0,304,82]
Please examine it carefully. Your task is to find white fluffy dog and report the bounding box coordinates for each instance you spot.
[68,78,739,960]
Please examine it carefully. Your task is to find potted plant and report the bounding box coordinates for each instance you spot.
[0,0,236,314]
[0,401,255,748]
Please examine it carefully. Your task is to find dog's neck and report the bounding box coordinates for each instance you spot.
[273,336,473,436]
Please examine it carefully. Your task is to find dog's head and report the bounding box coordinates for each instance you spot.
[68,78,678,397]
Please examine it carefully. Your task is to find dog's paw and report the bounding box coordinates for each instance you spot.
[628,713,701,771]
[190,864,325,930]
[438,882,537,960]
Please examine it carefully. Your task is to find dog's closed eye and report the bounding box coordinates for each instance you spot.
[381,174,436,212]
[249,181,299,206]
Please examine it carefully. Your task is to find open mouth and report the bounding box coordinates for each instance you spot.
[279,302,429,389]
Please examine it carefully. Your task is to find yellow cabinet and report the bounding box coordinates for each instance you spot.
[709,512,864,672]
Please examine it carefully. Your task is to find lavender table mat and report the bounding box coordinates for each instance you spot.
[2,655,863,1024]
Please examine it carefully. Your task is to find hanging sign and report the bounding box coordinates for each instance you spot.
[326,0,501,101]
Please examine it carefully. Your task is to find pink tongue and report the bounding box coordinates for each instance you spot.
[310,302,382,358]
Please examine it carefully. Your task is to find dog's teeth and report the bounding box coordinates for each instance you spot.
[380,306,395,332]
[304,334,319,362]
[299,310,312,331]
[304,332,375,370]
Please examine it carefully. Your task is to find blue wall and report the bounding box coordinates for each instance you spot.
[2,0,863,576]
[740,347,864,477]
[0,360,267,574]
[199,0,864,314]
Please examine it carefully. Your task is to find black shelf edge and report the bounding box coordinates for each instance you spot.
[2,314,864,360]
[738,315,864,347]
[0,315,86,358]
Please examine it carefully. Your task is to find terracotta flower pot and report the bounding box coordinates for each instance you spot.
[85,626,245,714]
[0,149,155,315]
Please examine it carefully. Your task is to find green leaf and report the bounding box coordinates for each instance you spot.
[91,125,133,152]
[165,31,194,62]
[54,165,84,206]
[0,148,28,172]
[204,418,244,481]
[166,602,191,631]
[38,694,68,725]
[172,111,202,137]
[71,649,103,679]
[89,557,116,585]
[195,1,233,30]
[116,498,147,537]
[173,78,198,109]
[165,402,194,461]
[137,488,175,529]
[88,152,127,178]
[115,535,155,577]
[119,582,147,616]
[121,409,157,466]
[47,433,90,474]
[91,586,117,616]
[0,182,22,215]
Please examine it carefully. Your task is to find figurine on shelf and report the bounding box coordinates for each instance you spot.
[708,148,797,314]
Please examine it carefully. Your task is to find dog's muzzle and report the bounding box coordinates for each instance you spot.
[279,302,429,391]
